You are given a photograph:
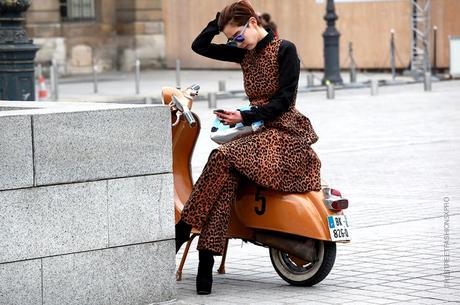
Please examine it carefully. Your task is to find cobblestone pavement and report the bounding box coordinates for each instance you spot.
[173,80,460,304]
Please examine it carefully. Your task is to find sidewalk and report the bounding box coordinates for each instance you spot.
[39,72,459,304]
[174,80,460,304]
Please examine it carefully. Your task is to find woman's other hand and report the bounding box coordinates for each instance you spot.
[213,12,220,26]
[216,110,243,125]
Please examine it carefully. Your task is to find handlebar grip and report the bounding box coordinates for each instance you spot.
[183,110,196,127]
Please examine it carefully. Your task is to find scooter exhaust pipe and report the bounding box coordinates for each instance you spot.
[254,231,318,262]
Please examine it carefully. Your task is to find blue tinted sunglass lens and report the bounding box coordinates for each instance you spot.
[227,41,237,47]
[234,35,245,43]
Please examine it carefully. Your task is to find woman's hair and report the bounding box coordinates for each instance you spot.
[261,13,271,23]
[218,1,260,31]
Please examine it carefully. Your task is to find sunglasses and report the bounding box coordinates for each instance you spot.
[226,21,250,47]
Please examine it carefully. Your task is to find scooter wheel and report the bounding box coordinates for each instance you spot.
[269,240,336,286]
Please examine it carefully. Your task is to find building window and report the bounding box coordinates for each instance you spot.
[60,0,96,21]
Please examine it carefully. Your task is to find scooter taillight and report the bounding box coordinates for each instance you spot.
[331,199,348,210]
[323,187,349,211]
[331,188,341,197]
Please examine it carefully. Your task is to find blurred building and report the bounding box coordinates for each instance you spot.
[25,0,164,74]
[25,0,460,74]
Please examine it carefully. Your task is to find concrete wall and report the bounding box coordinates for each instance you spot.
[0,101,176,305]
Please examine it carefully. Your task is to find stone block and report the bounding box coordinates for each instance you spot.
[71,44,93,67]
[144,21,163,35]
[29,0,60,11]
[117,9,162,22]
[0,115,33,190]
[42,241,176,305]
[0,260,42,305]
[117,0,162,10]
[26,11,60,23]
[26,23,62,39]
[0,181,108,264]
[108,174,174,247]
[33,106,172,186]
[136,34,165,59]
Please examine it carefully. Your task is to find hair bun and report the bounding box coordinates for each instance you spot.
[218,0,259,30]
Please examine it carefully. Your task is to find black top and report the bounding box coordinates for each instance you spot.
[191,17,300,126]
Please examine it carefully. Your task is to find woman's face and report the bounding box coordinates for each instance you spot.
[223,17,259,50]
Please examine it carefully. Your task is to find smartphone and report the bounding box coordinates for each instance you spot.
[213,109,225,114]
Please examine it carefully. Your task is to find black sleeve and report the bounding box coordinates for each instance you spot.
[239,40,300,125]
[191,14,246,63]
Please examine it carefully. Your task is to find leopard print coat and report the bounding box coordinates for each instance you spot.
[218,38,321,193]
[181,36,321,255]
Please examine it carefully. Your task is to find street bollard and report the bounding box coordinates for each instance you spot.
[424,72,432,92]
[92,62,98,94]
[35,64,42,100]
[349,68,357,84]
[135,59,140,94]
[432,26,438,75]
[326,83,335,99]
[348,42,357,83]
[307,74,314,87]
[37,63,42,79]
[208,92,217,109]
[218,80,226,92]
[50,59,59,101]
[390,29,396,82]
[175,58,181,89]
[370,79,378,96]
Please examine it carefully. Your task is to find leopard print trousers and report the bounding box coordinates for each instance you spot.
[181,149,239,255]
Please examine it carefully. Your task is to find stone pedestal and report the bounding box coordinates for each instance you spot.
[0,101,176,305]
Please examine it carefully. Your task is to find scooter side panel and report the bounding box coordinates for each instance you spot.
[171,114,201,223]
[233,185,335,241]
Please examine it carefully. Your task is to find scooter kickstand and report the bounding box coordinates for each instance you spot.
[176,233,198,281]
[217,239,229,274]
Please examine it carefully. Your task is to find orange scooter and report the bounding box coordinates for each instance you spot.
[163,84,351,287]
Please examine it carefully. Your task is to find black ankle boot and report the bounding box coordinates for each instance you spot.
[196,250,214,295]
[175,219,192,254]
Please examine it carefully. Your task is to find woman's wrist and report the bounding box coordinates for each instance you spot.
[210,12,221,32]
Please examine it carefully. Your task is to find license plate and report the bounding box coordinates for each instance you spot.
[327,215,351,241]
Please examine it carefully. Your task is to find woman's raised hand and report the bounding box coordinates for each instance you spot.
[216,110,243,125]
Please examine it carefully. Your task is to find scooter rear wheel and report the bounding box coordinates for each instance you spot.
[269,240,336,286]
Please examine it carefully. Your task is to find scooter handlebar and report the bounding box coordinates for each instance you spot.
[183,107,196,127]
[172,95,196,127]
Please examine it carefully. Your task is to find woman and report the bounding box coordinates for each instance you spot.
[175,0,321,295]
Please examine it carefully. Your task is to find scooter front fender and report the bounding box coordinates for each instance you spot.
[233,185,336,241]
